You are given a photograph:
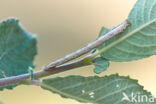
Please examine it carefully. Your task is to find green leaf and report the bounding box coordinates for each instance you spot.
[0,18,37,90]
[41,74,156,104]
[93,57,109,74]
[98,0,156,61]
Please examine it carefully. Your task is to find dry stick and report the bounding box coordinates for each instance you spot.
[43,19,130,70]
[0,19,129,86]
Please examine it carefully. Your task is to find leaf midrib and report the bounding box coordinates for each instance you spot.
[95,18,156,56]
[41,82,97,104]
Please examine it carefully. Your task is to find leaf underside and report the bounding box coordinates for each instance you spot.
[93,57,109,74]
[41,74,156,104]
[0,18,37,90]
[98,0,156,61]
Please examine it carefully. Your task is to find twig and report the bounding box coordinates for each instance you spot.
[0,19,130,86]
[43,19,130,70]
[0,59,90,86]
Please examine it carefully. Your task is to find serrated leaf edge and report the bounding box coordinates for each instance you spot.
[41,74,154,104]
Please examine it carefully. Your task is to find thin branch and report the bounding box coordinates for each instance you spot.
[0,19,130,86]
[43,19,130,70]
[0,59,90,86]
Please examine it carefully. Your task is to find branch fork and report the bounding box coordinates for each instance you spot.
[0,19,130,86]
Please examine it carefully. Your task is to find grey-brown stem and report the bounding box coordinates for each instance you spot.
[0,19,130,87]
[43,19,130,70]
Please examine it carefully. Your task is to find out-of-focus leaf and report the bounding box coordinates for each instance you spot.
[0,18,37,90]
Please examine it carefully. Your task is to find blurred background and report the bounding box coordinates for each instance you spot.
[1,0,156,104]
